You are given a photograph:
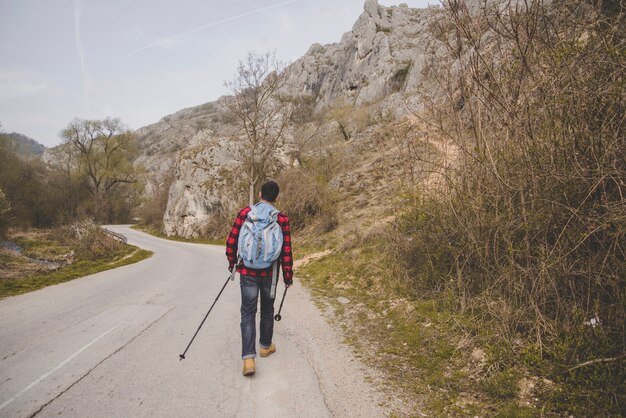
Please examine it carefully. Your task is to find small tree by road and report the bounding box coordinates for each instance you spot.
[225,51,291,205]
[60,118,140,223]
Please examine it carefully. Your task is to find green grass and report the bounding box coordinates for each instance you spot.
[13,236,68,260]
[0,250,32,270]
[299,240,626,415]
[0,245,152,298]
[131,224,224,246]
[481,371,520,400]
[297,243,551,417]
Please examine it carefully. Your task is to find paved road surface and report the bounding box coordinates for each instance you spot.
[0,226,385,417]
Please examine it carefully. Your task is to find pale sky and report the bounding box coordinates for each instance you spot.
[0,0,433,147]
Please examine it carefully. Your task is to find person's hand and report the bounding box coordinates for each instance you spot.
[283,266,293,287]
[228,263,235,273]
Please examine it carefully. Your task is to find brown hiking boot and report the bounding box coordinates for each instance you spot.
[242,358,255,376]
[259,343,276,358]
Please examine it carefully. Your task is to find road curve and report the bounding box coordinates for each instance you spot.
[0,226,385,417]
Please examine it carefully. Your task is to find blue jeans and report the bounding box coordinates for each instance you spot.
[240,274,275,359]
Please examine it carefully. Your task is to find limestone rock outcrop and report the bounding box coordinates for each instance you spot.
[141,0,450,237]
[162,131,238,237]
[283,0,440,109]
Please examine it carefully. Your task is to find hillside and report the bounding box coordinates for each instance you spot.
[131,0,625,415]
[3,132,46,158]
[134,0,444,237]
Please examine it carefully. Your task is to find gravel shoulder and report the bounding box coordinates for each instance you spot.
[278,279,387,417]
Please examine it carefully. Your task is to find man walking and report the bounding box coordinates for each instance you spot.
[226,180,293,376]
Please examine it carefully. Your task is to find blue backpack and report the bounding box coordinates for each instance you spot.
[238,203,284,269]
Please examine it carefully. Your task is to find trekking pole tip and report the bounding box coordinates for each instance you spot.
[179,354,185,361]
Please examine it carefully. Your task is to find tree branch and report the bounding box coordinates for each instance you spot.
[568,354,626,372]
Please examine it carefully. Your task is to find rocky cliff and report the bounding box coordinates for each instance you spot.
[133,99,227,196]
[141,0,446,237]
[161,129,240,237]
[285,0,438,109]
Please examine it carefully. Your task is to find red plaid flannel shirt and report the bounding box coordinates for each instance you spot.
[226,206,293,283]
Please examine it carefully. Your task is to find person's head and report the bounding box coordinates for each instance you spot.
[259,180,280,203]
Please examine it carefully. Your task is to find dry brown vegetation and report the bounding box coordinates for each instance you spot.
[295,1,625,415]
[1,222,150,297]
[125,1,624,413]
[275,165,338,232]
[378,0,625,413]
[137,168,175,230]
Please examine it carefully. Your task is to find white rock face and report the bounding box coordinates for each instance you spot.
[148,1,450,237]
[162,131,240,238]
[282,0,440,108]
[134,100,225,192]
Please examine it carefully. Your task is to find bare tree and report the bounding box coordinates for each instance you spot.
[412,0,625,357]
[60,118,139,222]
[225,51,291,205]
[47,142,85,220]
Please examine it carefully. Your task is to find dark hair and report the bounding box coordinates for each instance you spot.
[261,180,280,202]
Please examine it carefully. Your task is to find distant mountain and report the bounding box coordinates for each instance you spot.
[4,133,47,157]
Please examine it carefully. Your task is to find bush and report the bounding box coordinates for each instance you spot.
[275,167,338,232]
[63,221,124,260]
[136,171,174,230]
[0,189,10,239]
[198,211,232,240]
[325,103,373,139]
[0,135,62,228]
[390,0,625,413]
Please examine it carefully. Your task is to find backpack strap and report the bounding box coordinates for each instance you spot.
[246,204,258,221]
[270,260,279,299]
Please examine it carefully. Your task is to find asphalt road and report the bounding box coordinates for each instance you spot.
[0,226,385,417]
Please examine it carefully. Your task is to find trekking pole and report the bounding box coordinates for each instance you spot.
[179,267,237,361]
[274,286,289,321]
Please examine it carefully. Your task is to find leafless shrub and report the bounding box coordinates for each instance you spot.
[395,0,624,376]
[63,220,123,260]
[0,189,10,239]
[136,168,175,230]
[372,116,444,204]
[275,167,338,232]
[199,211,232,240]
[324,102,373,140]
